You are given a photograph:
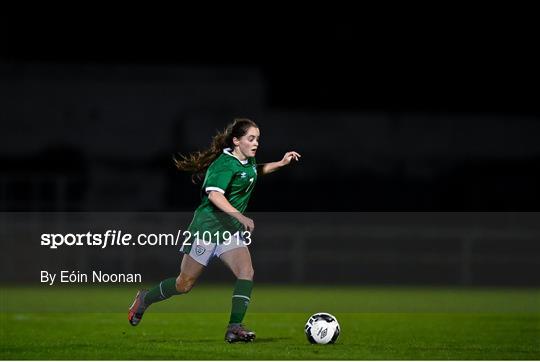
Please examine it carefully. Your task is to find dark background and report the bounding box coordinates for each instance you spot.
[1,13,539,286]
[3,13,539,213]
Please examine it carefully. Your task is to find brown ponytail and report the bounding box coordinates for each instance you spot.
[174,118,258,183]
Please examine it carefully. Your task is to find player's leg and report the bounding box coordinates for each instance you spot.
[219,245,256,342]
[128,253,206,326]
[146,253,206,302]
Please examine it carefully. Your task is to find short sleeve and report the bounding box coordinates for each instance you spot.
[203,161,234,194]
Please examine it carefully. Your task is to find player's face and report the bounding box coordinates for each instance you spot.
[234,127,260,159]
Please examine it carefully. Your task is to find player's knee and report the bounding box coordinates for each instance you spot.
[237,266,254,280]
[176,274,195,294]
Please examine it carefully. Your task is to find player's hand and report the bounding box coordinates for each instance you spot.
[238,215,255,232]
[281,151,301,166]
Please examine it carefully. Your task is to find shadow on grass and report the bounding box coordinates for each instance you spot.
[182,337,293,344]
[250,337,293,343]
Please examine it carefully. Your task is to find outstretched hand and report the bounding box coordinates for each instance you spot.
[280,151,302,166]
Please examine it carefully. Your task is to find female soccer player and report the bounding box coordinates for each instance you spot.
[128,118,301,343]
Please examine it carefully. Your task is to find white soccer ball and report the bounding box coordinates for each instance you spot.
[304,312,340,344]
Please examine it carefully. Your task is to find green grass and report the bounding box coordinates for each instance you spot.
[1,285,539,359]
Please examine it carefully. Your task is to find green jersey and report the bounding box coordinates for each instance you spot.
[187,148,258,241]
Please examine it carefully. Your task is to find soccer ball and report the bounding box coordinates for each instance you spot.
[304,312,340,344]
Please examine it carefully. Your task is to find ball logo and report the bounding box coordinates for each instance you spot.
[195,245,205,256]
[317,327,328,339]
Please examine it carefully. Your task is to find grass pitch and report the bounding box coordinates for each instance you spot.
[1,285,539,359]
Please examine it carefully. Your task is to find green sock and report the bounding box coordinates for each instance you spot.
[144,277,182,305]
[229,279,253,324]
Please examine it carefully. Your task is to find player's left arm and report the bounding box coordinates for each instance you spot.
[257,151,301,175]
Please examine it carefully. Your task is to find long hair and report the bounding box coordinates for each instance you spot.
[174,118,258,183]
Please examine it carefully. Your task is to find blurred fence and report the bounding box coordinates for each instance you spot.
[250,221,540,286]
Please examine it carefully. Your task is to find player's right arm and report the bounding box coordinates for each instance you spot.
[208,191,255,231]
